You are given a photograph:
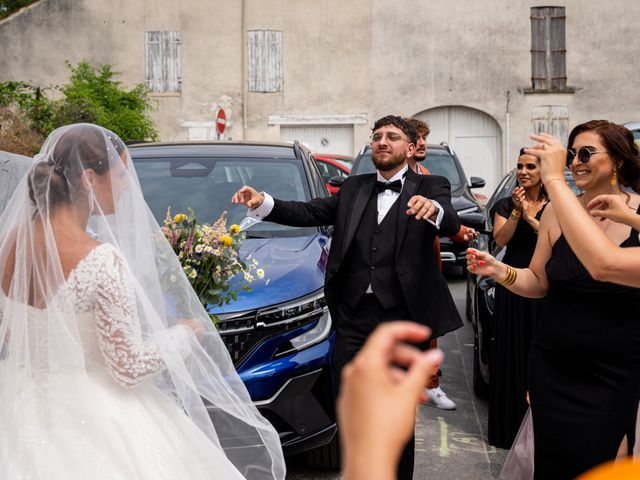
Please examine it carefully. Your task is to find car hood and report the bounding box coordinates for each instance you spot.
[209,234,327,314]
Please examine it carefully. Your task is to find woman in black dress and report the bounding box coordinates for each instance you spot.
[468,120,640,479]
[488,150,548,448]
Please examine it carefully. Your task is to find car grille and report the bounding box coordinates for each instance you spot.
[218,295,328,367]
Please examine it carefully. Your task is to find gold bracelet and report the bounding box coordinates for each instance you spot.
[498,265,518,287]
[510,209,522,220]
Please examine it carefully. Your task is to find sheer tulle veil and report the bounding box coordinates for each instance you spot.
[0,124,285,479]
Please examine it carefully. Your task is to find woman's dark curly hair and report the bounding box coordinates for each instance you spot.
[567,120,640,193]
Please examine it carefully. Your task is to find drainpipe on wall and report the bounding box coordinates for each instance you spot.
[241,0,247,140]
[505,90,511,173]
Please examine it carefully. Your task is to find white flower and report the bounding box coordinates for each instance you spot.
[244,272,254,282]
[190,269,198,279]
[204,246,213,254]
[256,268,265,279]
[252,258,258,265]
[195,244,204,254]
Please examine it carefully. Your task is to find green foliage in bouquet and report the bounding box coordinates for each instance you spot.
[161,208,265,308]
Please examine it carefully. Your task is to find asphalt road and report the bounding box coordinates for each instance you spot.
[286,274,509,480]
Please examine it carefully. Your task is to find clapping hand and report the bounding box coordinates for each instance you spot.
[512,186,525,210]
[231,186,265,209]
[338,322,443,479]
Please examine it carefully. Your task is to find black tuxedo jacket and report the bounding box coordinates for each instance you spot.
[266,169,463,338]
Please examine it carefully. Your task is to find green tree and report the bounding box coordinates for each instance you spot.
[0,0,39,20]
[0,80,54,134]
[53,61,159,142]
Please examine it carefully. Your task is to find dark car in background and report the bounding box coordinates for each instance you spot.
[313,153,352,195]
[129,141,339,467]
[624,121,640,147]
[350,144,486,272]
[467,169,581,396]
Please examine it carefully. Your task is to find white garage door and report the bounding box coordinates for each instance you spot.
[280,125,354,156]
[416,107,502,197]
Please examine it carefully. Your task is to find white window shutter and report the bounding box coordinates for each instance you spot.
[248,30,283,92]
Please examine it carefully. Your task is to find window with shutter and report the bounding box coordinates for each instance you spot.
[145,31,182,93]
[532,105,569,144]
[247,30,283,93]
[530,7,567,91]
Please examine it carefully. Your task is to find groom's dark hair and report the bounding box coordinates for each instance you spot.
[372,115,417,145]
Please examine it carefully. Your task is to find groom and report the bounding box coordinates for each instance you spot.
[232,115,462,479]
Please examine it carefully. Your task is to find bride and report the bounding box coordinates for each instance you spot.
[0,124,285,479]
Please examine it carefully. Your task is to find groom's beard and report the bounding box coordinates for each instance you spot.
[372,149,407,172]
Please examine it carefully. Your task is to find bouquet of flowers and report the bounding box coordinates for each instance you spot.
[161,207,265,308]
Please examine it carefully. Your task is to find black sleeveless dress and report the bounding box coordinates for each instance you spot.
[489,198,547,448]
[528,220,640,479]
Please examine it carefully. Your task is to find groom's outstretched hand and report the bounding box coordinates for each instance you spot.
[231,186,265,209]
[338,321,444,480]
[406,195,437,220]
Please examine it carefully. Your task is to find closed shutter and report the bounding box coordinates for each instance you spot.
[532,105,569,144]
[417,106,501,197]
[530,7,566,90]
[248,30,283,92]
[145,31,181,93]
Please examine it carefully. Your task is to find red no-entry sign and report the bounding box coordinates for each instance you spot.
[216,108,227,134]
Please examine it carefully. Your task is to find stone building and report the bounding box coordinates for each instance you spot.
[2,0,639,195]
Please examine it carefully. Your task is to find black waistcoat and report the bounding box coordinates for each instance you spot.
[341,191,405,309]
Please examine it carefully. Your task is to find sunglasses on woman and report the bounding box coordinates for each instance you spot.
[566,146,608,167]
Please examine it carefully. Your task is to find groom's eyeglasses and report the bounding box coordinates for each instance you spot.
[566,146,608,167]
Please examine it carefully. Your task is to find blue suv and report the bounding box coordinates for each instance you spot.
[129,141,338,467]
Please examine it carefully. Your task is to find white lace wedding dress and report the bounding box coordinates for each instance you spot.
[1,243,246,480]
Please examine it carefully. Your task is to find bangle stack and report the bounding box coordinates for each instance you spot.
[498,265,518,287]
[510,209,522,220]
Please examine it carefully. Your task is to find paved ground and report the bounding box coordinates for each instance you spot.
[286,275,509,479]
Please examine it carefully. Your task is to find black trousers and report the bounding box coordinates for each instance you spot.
[332,294,415,480]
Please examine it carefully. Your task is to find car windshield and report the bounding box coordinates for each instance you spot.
[353,149,464,190]
[134,156,317,238]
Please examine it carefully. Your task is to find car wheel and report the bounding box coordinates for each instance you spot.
[473,331,489,398]
[304,431,341,470]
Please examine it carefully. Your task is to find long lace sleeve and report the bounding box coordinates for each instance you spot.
[94,246,192,388]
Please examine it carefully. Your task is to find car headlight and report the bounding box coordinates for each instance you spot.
[273,309,332,358]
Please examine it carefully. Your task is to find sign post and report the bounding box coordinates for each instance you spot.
[215,108,227,139]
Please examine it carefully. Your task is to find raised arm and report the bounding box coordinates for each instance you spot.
[232,184,339,227]
[467,206,555,298]
[94,248,193,387]
[492,196,520,248]
[528,134,640,287]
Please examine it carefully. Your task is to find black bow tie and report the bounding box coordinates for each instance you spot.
[375,179,403,194]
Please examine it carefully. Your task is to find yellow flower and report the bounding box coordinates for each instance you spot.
[229,224,240,234]
[221,235,233,247]
[174,213,188,223]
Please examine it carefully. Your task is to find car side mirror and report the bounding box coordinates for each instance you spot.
[328,175,345,188]
[470,176,486,189]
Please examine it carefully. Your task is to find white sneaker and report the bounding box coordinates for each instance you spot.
[425,386,456,410]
